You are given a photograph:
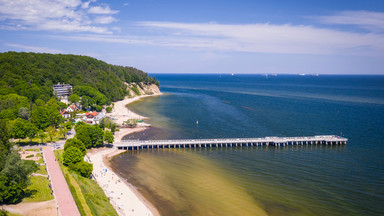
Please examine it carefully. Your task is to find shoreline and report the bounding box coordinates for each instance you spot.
[87,147,160,216]
[88,93,162,216]
[106,93,162,127]
[108,93,162,142]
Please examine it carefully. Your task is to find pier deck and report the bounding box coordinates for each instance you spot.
[114,135,348,150]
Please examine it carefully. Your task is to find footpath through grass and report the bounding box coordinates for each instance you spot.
[54,149,118,216]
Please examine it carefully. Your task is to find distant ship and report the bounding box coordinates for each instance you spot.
[231,73,234,76]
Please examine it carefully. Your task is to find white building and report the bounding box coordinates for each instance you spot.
[53,83,72,98]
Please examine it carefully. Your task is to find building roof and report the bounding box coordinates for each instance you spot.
[67,104,79,110]
[61,110,69,115]
[85,112,98,117]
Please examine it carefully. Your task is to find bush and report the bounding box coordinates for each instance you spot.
[106,107,112,113]
[63,146,83,166]
[131,84,140,96]
[92,105,103,112]
[26,154,34,158]
[0,209,9,216]
[64,138,87,156]
[24,160,39,173]
[70,161,93,178]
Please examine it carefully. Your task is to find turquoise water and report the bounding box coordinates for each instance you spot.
[112,74,384,215]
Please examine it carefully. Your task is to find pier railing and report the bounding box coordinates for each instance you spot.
[114,135,348,150]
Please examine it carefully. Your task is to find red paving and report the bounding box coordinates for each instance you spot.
[43,146,80,216]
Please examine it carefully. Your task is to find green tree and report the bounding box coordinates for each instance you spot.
[18,107,30,120]
[70,161,93,178]
[0,94,29,120]
[30,104,49,130]
[0,120,11,169]
[73,86,107,106]
[89,125,104,148]
[46,98,63,127]
[63,146,83,166]
[80,96,90,110]
[64,121,74,130]
[75,124,92,148]
[25,123,38,142]
[0,209,9,216]
[104,130,114,144]
[10,118,29,143]
[37,130,47,144]
[0,151,36,203]
[58,102,67,110]
[111,124,116,133]
[0,52,159,109]
[64,138,86,156]
[75,124,104,148]
[123,119,138,127]
[45,125,56,143]
[59,126,68,139]
[106,107,112,113]
[68,94,80,104]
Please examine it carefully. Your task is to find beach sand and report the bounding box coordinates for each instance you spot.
[106,93,162,126]
[87,148,159,216]
[88,93,162,216]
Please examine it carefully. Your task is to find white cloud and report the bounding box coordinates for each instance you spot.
[88,5,118,14]
[0,0,118,33]
[82,1,91,9]
[94,16,117,24]
[315,11,384,32]
[135,21,384,56]
[5,43,63,53]
[53,34,155,46]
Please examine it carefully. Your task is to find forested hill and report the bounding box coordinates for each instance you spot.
[0,52,159,103]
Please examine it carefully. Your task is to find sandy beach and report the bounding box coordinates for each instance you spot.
[106,93,162,126]
[88,93,162,216]
[87,148,159,216]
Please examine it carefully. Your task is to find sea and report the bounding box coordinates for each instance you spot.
[110,74,384,216]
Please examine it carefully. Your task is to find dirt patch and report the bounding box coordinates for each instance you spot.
[4,199,58,216]
[18,151,41,161]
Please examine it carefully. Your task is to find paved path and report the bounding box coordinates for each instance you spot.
[43,146,80,216]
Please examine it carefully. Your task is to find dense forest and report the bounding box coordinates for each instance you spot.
[0,52,159,104]
[0,52,159,204]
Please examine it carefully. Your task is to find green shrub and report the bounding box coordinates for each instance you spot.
[64,138,87,156]
[26,154,34,158]
[106,107,112,113]
[131,84,140,96]
[63,146,83,166]
[70,161,93,178]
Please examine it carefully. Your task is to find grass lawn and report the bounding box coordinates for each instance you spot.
[54,149,118,216]
[37,157,44,164]
[22,176,53,203]
[36,164,48,175]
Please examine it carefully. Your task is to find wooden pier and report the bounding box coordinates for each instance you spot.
[114,135,348,150]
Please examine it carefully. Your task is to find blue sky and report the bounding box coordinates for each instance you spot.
[0,0,384,74]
